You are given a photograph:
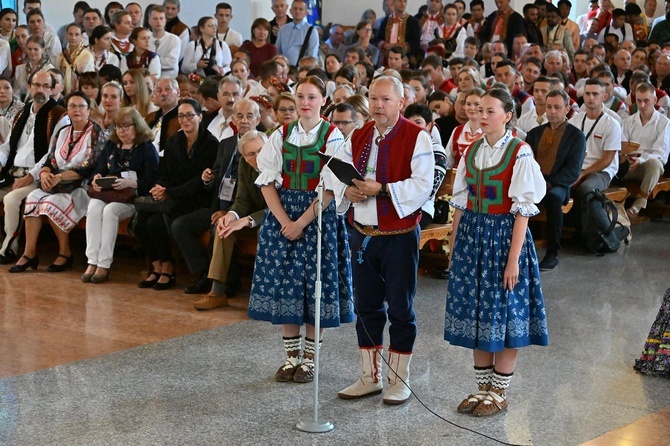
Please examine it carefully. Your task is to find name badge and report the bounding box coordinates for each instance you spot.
[219,177,236,201]
[121,170,138,180]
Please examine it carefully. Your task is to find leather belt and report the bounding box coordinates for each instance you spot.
[353,221,418,237]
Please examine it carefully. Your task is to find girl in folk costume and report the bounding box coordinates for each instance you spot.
[445,87,548,416]
[0,8,17,46]
[248,76,354,383]
[119,27,161,80]
[9,92,106,273]
[249,95,278,135]
[87,25,120,71]
[10,25,28,77]
[13,35,54,101]
[182,17,232,77]
[445,87,484,169]
[57,24,95,94]
[441,3,467,58]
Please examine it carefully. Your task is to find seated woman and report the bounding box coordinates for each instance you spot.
[272,92,297,129]
[122,67,156,117]
[56,23,94,94]
[231,59,257,97]
[239,18,277,78]
[119,27,161,80]
[86,25,120,71]
[9,91,106,273]
[78,71,102,107]
[97,80,123,132]
[133,98,218,290]
[14,35,54,101]
[83,107,159,283]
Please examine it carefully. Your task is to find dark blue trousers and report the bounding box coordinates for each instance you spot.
[350,226,419,353]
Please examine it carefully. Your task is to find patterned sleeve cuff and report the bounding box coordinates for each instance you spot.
[449,200,467,211]
[511,202,540,217]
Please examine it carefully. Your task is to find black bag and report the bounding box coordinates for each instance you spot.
[581,190,628,254]
[40,179,81,194]
[433,200,450,224]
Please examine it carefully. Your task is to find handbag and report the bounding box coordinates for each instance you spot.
[87,184,136,203]
[133,195,176,214]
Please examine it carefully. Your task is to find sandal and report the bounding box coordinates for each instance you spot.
[472,390,508,417]
[275,361,298,382]
[293,362,314,383]
[457,390,489,414]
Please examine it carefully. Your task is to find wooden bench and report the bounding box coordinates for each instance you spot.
[622,176,670,201]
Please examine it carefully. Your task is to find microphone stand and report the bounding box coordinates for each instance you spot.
[296,174,333,433]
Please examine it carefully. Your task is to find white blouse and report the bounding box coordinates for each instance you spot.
[181,39,232,76]
[450,130,546,217]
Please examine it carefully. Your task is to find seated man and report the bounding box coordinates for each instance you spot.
[172,99,261,295]
[568,78,628,251]
[526,90,585,270]
[0,71,66,263]
[194,130,267,310]
[620,82,670,220]
[517,76,557,134]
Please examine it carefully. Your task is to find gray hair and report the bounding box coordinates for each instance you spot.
[156,76,179,90]
[545,50,562,61]
[334,84,355,96]
[238,130,267,154]
[219,75,243,92]
[163,0,180,8]
[233,98,261,119]
[370,75,404,98]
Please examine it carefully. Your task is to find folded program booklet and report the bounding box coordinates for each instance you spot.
[317,152,364,186]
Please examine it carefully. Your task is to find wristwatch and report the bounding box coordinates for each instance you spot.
[378,183,389,198]
[247,216,254,228]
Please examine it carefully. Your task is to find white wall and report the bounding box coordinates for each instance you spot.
[34,0,272,42]
[31,0,665,41]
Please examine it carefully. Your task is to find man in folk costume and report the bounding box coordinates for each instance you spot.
[374,0,421,66]
[419,0,444,50]
[109,10,134,59]
[480,0,526,59]
[163,0,190,61]
[526,90,585,271]
[336,76,434,405]
[0,71,66,264]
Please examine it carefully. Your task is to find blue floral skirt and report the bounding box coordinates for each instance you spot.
[444,210,549,352]
[248,189,354,327]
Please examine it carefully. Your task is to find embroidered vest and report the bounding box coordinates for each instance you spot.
[280,120,335,191]
[464,137,523,214]
[347,117,422,232]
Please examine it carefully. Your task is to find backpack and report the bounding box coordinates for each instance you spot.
[581,190,629,255]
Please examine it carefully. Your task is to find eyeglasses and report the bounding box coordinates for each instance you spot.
[332,120,355,126]
[30,82,52,89]
[116,123,135,131]
[178,112,198,121]
[67,103,88,110]
[277,107,296,113]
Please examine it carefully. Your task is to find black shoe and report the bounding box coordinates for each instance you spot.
[9,255,39,273]
[184,276,211,294]
[433,268,450,280]
[0,249,17,265]
[153,273,176,290]
[539,252,559,271]
[47,254,74,272]
[138,271,160,288]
